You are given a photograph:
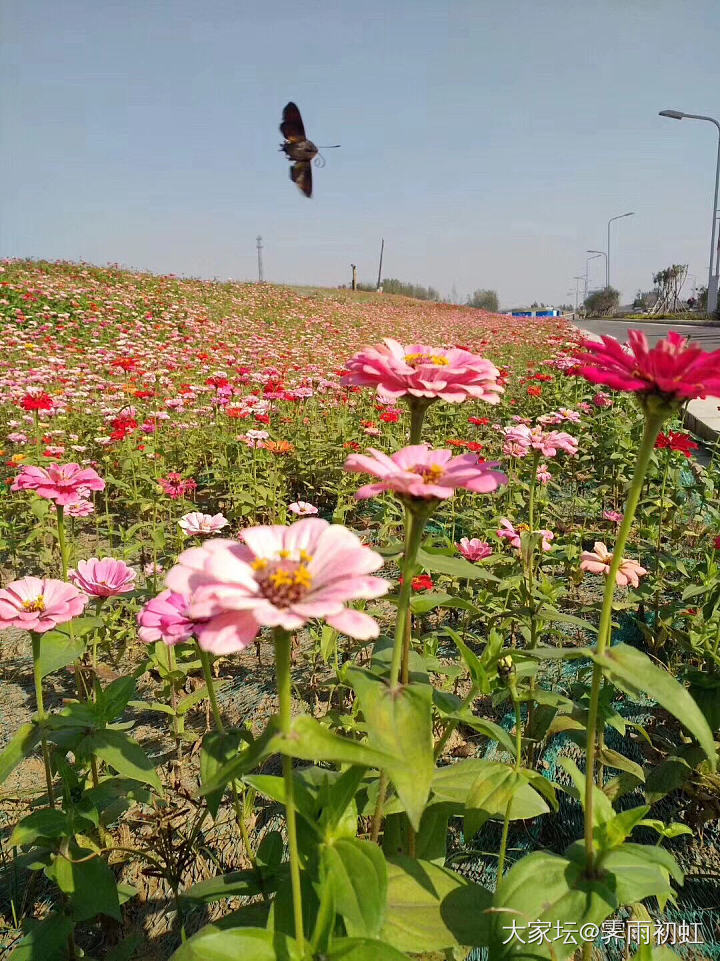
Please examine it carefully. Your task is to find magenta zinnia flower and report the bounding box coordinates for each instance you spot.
[137,590,196,645]
[164,518,389,654]
[69,557,137,598]
[344,445,507,500]
[574,331,720,400]
[497,519,554,552]
[457,537,493,562]
[178,511,229,535]
[580,542,647,587]
[12,463,105,505]
[342,338,503,404]
[0,576,88,633]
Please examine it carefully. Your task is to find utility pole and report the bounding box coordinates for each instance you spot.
[573,276,584,317]
[376,238,384,291]
[351,264,357,291]
[256,235,264,283]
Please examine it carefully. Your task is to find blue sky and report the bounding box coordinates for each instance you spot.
[1,0,718,306]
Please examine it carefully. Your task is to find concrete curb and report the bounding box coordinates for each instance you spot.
[578,328,719,444]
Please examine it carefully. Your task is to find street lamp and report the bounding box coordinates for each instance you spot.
[587,249,607,289]
[607,212,634,289]
[659,109,720,313]
[585,252,602,300]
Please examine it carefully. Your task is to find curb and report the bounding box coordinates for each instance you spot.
[578,329,719,444]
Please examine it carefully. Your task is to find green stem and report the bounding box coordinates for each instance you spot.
[274,629,304,952]
[198,648,225,733]
[408,398,432,445]
[583,407,668,875]
[497,678,522,879]
[651,449,671,638]
[32,633,55,807]
[55,505,68,580]
[390,507,428,688]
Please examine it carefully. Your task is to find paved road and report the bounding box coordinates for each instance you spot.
[579,318,720,350]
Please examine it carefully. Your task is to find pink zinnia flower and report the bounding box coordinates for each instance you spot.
[536,463,552,484]
[574,331,720,400]
[0,576,87,633]
[497,519,554,552]
[69,557,137,598]
[178,511,229,535]
[289,501,319,516]
[603,510,623,524]
[457,537,493,562]
[533,430,578,458]
[65,498,94,518]
[137,590,196,645]
[164,518,389,653]
[345,445,507,500]
[342,338,503,404]
[11,463,105,505]
[580,542,647,587]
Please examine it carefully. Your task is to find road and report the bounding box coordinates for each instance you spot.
[578,318,720,350]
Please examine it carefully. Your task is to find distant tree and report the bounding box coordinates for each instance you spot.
[467,289,499,312]
[381,278,441,301]
[652,264,687,313]
[584,287,620,316]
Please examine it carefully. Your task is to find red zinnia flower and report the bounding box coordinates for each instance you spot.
[574,331,720,401]
[655,431,698,458]
[21,392,53,411]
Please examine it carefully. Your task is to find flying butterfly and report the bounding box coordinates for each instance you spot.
[279,102,340,198]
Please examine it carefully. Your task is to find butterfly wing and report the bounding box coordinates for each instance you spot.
[290,161,312,197]
[280,102,306,142]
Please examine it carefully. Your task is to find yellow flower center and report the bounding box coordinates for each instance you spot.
[412,463,445,483]
[252,551,314,606]
[23,596,45,613]
[404,352,450,367]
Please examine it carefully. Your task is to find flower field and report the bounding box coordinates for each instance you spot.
[1,259,719,961]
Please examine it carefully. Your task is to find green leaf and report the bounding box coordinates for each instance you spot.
[599,747,645,782]
[98,676,137,723]
[168,926,301,961]
[347,668,433,830]
[177,682,224,716]
[322,838,387,938]
[46,847,122,922]
[381,856,491,952]
[591,644,717,767]
[200,724,278,796]
[181,867,284,904]
[595,806,650,852]
[200,731,247,818]
[558,757,614,826]
[10,809,70,847]
[431,759,550,824]
[417,548,498,582]
[599,842,682,906]
[274,715,394,770]
[489,850,617,960]
[326,939,411,961]
[409,591,453,614]
[10,913,74,961]
[0,722,42,784]
[36,629,87,679]
[84,729,162,791]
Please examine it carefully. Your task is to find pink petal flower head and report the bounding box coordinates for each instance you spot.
[289,501,319,516]
[0,576,88,633]
[533,429,578,458]
[342,338,503,404]
[536,463,552,484]
[137,590,196,645]
[344,445,507,501]
[69,557,137,598]
[457,537,493,562]
[178,511,229,535]
[65,498,94,518]
[497,519,553,552]
[574,331,720,403]
[603,510,623,525]
[580,542,647,587]
[11,463,105,506]
[164,518,389,654]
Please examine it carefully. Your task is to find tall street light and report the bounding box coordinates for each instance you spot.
[587,249,607,291]
[659,109,720,313]
[607,212,634,289]
[585,252,602,300]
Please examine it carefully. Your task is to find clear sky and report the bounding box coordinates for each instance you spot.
[1,0,718,307]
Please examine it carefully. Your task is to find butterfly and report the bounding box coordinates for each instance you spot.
[279,102,339,198]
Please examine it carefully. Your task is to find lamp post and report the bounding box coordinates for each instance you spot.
[607,212,634,289]
[585,252,602,301]
[659,109,720,314]
[587,249,607,291]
